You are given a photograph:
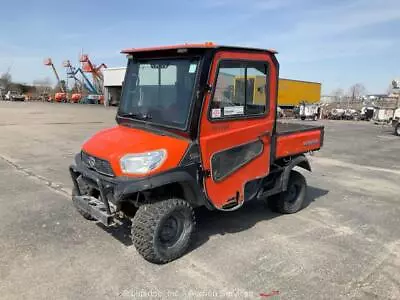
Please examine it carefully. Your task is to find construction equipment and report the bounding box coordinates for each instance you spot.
[63,60,82,103]
[69,43,325,264]
[44,58,67,102]
[79,54,107,103]
[64,59,105,104]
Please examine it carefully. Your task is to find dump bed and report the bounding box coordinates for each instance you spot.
[275,122,324,158]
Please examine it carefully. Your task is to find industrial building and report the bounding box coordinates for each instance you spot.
[103,67,126,106]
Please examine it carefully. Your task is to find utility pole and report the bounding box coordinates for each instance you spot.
[392,80,399,108]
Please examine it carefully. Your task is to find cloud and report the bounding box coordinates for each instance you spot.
[247,0,400,62]
[286,0,400,39]
[279,38,395,63]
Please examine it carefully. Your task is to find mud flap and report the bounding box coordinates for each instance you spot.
[282,155,311,191]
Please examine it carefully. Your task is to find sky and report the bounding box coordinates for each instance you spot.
[0,0,399,94]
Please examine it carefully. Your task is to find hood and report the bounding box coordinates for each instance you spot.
[82,125,189,177]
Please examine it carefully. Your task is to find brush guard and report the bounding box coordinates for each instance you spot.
[70,167,116,226]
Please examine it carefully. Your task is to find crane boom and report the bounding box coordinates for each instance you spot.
[79,54,107,93]
[76,68,98,94]
[44,58,65,92]
[63,60,98,94]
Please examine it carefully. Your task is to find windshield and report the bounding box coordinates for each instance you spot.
[119,57,200,129]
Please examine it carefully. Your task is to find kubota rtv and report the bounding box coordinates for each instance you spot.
[70,43,324,264]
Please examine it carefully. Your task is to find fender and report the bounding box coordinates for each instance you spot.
[71,154,214,209]
[116,165,214,209]
[281,154,311,191]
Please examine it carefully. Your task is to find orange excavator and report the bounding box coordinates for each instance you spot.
[44,58,67,102]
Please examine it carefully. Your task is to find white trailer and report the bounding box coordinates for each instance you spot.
[392,108,400,136]
[373,107,394,124]
[299,103,319,120]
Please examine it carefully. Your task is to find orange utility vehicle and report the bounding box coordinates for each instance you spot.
[69,43,324,264]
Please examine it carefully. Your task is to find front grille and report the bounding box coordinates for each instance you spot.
[81,151,114,177]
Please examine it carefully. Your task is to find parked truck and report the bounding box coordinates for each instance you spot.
[298,103,319,120]
[5,90,25,101]
[69,43,324,264]
[393,108,400,136]
[373,107,394,124]
[231,76,321,109]
[277,78,321,108]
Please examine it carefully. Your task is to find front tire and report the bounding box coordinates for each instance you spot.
[268,170,307,214]
[132,198,195,264]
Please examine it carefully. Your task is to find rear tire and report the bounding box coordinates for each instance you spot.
[395,123,400,136]
[268,170,307,214]
[132,198,195,264]
[301,116,306,120]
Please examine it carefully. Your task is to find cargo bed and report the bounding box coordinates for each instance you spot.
[275,121,324,159]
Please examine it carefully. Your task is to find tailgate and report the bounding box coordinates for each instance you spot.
[276,126,324,158]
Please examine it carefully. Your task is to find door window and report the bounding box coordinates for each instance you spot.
[210,61,268,119]
[211,140,264,182]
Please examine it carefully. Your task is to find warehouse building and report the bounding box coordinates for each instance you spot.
[103,67,126,106]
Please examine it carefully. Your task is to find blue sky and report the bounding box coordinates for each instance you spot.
[0,0,399,94]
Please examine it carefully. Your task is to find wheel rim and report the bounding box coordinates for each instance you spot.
[159,212,185,248]
[397,126,400,135]
[286,183,300,204]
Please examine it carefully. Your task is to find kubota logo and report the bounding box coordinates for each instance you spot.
[303,139,319,146]
[88,157,96,168]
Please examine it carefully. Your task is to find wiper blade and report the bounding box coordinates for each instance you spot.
[119,112,152,120]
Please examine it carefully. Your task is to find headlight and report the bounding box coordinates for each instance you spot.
[120,150,166,174]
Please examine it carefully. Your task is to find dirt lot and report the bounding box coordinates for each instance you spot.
[0,101,399,299]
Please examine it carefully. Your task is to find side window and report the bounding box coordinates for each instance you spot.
[210,61,268,119]
[211,140,264,181]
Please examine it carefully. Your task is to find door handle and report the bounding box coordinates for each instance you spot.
[258,132,270,139]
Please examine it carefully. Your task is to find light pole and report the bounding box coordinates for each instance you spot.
[392,80,400,108]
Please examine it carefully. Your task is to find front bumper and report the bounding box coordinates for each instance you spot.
[69,154,153,226]
[69,153,207,225]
